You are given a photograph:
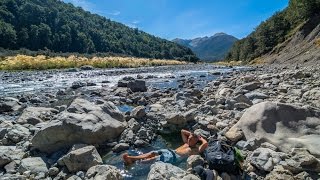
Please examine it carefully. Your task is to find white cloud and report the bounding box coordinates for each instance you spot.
[132,20,140,24]
[126,20,140,28]
[109,11,121,16]
[64,0,94,11]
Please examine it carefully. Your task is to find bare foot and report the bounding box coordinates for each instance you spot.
[122,153,133,165]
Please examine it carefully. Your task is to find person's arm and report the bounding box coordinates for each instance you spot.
[198,136,208,153]
[181,129,191,143]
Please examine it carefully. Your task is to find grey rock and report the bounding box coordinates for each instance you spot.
[245,92,268,101]
[215,87,233,99]
[229,101,320,157]
[128,118,140,132]
[250,148,286,172]
[0,174,27,180]
[0,120,13,139]
[197,105,218,115]
[29,97,43,104]
[18,157,48,174]
[235,140,247,150]
[183,109,197,122]
[128,80,147,92]
[85,165,123,180]
[31,99,126,153]
[67,175,82,180]
[17,107,58,125]
[225,127,243,142]
[130,106,146,120]
[112,143,130,153]
[80,65,94,70]
[0,146,25,167]
[187,155,204,169]
[281,148,320,173]
[67,98,100,113]
[193,129,210,139]
[62,144,102,172]
[243,138,261,151]
[233,94,253,105]
[236,81,263,91]
[147,162,200,180]
[134,139,148,147]
[101,101,125,122]
[0,97,22,113]
[48,167,59,176]
[4,160,19,174]
[234,102,251,110]
[120,129,135,143]
[252,99,264,104]
[265,165,294,180]
[4,124,31,144]
[166,113,186,125]
[261,142,277,151]
[302,87,320,108]
[71,81,86,89]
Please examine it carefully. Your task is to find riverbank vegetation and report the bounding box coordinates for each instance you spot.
[0,55,186,70]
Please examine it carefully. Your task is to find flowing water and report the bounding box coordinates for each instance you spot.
[0,64,248,97]
[0,64,250,178]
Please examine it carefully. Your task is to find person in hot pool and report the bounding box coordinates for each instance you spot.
[122,129,208,165]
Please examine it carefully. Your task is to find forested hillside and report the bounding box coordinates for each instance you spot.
[226,0,320,62]
[0,0,198,62]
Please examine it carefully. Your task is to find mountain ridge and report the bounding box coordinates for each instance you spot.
[173,33,238,62]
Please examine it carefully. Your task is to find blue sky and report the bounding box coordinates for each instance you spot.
[63,0,289,40]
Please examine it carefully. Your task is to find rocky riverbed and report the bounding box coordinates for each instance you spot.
[0,64,320,180]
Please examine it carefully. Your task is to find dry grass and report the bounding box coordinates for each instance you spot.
[0,55,186,70]
[249,57,266,65]
[214,60,244,66]
[316,38,320,47]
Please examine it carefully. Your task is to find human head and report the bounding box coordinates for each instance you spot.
[187,133,199,147]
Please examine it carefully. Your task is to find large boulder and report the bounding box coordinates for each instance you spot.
[85,165,123,180]
[61,144,102,172]
[147,162,200,180]
[17,107,58,125]
[31,99,126,153]
[229,101,320,157]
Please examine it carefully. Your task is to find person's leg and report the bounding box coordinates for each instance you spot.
[123,151,158,165]
[141,155,159,164]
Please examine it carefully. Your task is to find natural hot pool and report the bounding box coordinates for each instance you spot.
[102,132,187,180]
